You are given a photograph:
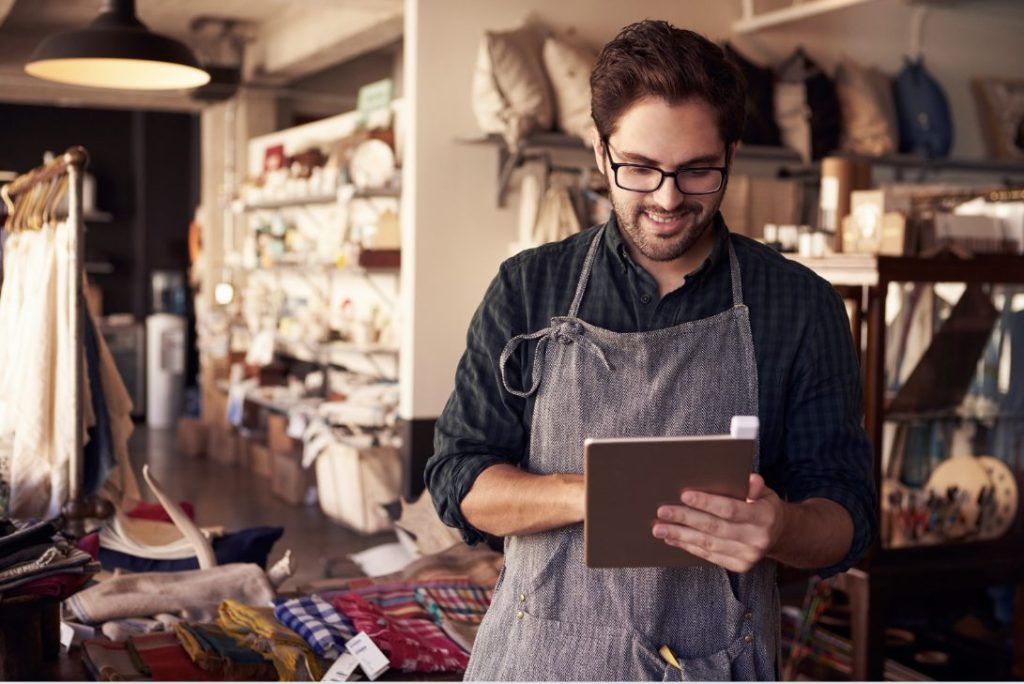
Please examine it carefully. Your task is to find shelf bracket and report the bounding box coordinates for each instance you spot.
[496,143,523,209]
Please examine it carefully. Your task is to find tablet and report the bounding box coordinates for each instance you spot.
[584,435,755,568]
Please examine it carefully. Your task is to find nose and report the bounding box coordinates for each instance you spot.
[651,174,685,212]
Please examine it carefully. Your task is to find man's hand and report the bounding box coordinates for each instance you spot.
[651,473,786,573]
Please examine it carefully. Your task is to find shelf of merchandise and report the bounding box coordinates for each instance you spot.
[791,250,1024,680]
[234,186,402,213]
[462,132,1024,208]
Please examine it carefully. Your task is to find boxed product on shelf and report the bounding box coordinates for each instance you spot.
[314,436,401,535]
[207,424,239,467]
[175,417,207,459]
[250,442,273,479]
[267,413,302,456]
[272,449,316,506]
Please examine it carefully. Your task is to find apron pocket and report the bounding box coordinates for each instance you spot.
[511,612,670,681]
[670,631,755,682]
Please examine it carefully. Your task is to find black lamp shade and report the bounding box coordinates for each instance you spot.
[25,0,210,90]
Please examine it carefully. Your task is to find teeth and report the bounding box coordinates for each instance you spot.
[645,212,683,224]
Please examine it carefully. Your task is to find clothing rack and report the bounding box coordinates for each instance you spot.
[1,146,91,531]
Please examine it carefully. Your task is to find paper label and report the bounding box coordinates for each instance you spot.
[322,652,361,682]
[345,632,390,681]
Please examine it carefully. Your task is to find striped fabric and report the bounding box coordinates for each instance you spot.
[272,594,355,660]
[332,583,470,673]
[414,582,492,625]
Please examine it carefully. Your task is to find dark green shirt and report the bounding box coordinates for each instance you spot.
[427,213,877,577]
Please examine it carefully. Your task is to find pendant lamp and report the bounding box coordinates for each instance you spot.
[25,0,210,90]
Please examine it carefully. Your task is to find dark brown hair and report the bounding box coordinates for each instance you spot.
[590,20,746,145]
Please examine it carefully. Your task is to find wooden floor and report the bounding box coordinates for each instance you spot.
[127,426,396,590]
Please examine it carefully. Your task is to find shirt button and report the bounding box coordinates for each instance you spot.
[516,610,525,620]
[519,594,526,603]
[744,612,753,620]
[744,635,753,643]
[640,294,652,304]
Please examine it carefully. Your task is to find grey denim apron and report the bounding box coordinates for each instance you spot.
[464,228,779,681]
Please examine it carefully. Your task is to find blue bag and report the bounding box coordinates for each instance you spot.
[894,57,953,158]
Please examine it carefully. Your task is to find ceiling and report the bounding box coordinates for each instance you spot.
[0,0,404,111]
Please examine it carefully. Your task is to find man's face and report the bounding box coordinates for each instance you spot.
[592,97,733,263]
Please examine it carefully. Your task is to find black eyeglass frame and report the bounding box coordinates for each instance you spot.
[601,136,731,195]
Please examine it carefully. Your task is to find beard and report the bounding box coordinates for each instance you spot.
[611,193,722,263]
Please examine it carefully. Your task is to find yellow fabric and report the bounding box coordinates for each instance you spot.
[217,599,324,680]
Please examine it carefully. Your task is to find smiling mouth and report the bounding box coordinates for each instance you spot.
[642,210,690,233]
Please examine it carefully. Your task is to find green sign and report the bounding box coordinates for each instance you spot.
[357,78,394,124]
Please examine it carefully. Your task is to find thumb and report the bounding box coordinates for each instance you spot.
[746,473,770,502]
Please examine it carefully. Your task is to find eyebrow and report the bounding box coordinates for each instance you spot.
[615,148,724,168]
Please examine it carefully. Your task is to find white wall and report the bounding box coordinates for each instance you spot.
[402,0,1024,420]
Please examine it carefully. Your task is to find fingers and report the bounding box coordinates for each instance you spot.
[678,489,759,523]
[652,520,762,572]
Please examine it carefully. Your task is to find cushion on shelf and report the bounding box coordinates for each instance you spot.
[471,23,554,149]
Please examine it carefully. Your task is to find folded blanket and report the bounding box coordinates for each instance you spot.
[0,519,59,556]
[273,594,356,660]
[333,584,469,673]
[65,563,274,624]
[415,581,492,625]
[81,639,148,681]
[217,599,324,680]
[127,632,214,681]
[175,622,277,681]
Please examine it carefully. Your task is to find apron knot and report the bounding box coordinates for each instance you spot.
[552,318,616,372]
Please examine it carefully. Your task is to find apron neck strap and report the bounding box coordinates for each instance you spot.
[727,236,744,307]
[567,226,746,315]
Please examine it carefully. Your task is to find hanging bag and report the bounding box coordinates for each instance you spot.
[893,57,953,158]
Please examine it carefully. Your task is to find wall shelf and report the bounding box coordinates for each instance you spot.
[234,186,401,213]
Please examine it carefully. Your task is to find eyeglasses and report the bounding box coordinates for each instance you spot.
[602,137,728,195]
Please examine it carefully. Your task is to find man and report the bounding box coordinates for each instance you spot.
[427,20,876,681]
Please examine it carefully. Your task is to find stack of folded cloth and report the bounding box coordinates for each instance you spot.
[0,518,99,600]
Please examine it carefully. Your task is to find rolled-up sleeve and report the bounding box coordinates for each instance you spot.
[426,259,529,545]
[783,283,878,578]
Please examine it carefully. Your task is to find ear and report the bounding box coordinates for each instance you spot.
[591,125,606,177]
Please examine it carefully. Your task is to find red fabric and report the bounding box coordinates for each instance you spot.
[6,571,92,600]
[77,532,100,560]
[129,632,220,681]
[128,500,196,522]
[333,588,469,673]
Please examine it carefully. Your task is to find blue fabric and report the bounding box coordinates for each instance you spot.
[272,594,355,660]
[97,526,283,572]
[82,305,115,497]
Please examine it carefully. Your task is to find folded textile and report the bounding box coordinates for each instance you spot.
[99,526,283,573]
[102,617,168,643]
[128,500,196,523]
[175,622,277,681]
[0,556,99,594]
[438,619,479,654]
[415,581,493,626]
[81,639,148,681]
[0,519,59,556]
[0,542,92,581]
[272,594,356,660]
[333,590,469,673]
[0,541,53,571]
[127,632,216,681]
[65,562,275,624]
[217,599,324,680]
[98,514,223,561]
[4,566,92,600]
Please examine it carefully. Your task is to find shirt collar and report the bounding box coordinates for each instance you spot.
[603,211,730,283]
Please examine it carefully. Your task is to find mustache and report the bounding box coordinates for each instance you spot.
[639,201,703,217]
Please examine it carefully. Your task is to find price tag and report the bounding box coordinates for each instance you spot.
[345,632,389,681]
[321,652,361,682]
